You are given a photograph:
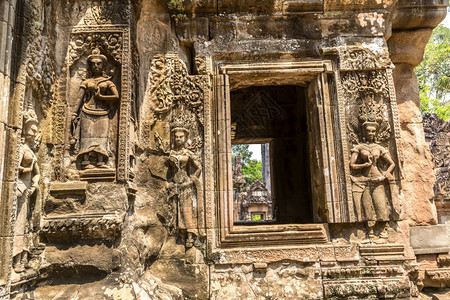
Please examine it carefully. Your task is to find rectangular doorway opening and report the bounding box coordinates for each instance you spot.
[231,85,313,225]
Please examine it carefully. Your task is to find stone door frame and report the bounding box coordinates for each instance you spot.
[206,60,339,262]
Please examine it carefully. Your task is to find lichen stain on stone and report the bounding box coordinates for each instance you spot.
[357,12,385,29]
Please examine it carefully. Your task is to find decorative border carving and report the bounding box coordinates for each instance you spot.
[323,277,410,299]
[41,213,124,242]
[333,46,404,222]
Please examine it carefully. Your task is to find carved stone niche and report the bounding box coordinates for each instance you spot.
[322,45,404,230]
[208,60,335,262]
[140,53,210,247]
[53,24,133,182]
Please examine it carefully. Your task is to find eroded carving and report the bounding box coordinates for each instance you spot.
[341,70,389,102]
[348,98,395,239]
[338,46,393,71]
[79,1,131,26]
[168,125,205,247]
[141,54,209,248]
[13,110,41,274]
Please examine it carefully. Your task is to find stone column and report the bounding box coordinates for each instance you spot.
[261,143,271,192]
[0,0,20,297]
[387,0,447,225]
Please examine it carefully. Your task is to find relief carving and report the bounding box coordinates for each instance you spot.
[70,48,120,170]
[338,45,394,71]
[56,25,133,182]
[13,110,41,274]
[141,54,209,248]
[168,125,204,248]
[348,98,395,240]
[79,1,131,26]
[341,70,389,102]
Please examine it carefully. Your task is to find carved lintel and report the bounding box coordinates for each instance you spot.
[323,277,410,299]
[359,244,406,262]
[41,213,124,242]
[79,168,116,181]
[49,181,87,194]
[424,268,450,288]
[323,265,402,279]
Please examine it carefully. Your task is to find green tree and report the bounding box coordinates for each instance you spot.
[416,25,450,121]
[231,144,263,188]
[242,159,262,187]
[231,144,253,167]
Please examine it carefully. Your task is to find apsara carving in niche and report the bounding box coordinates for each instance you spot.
[348,97,395,241]
[14,110,41,274]
[70,48,120,170]
[168,123,204,248]
[144,54,208,247]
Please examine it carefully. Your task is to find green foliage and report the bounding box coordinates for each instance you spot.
[252,214,263,221]
[231,144,263,188]
[231,144,253,166]
[242,159,262,187]
[416,25,450,121]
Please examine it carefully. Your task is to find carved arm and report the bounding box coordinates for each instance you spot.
[350,152,372,170]
[95,84,119,102]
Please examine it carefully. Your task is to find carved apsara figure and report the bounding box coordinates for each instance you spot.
[350,100,395,240]
[167,126,204,247]
[71,48,119,169]
[13,110,40,273]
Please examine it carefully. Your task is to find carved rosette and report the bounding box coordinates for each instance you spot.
[333,45,404,223]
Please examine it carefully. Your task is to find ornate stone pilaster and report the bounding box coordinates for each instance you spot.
[326,44,404,227]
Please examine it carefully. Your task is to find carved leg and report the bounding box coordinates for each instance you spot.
[366,220,376,241]
[13,253,24,273]
[97,153,106,167]
[372,183,389,221]
[361,187,375,222]
[379,221,389,239]
[21,251,30,269]
[352,190,363,221]
[81,153,91,168]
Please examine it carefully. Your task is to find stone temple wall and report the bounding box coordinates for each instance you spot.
[0,0,448,299]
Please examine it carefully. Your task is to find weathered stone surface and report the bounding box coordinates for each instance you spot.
[210,263,323,300]
[410,225,450,255]
[44,244,120,273]
[0,0,448,298]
